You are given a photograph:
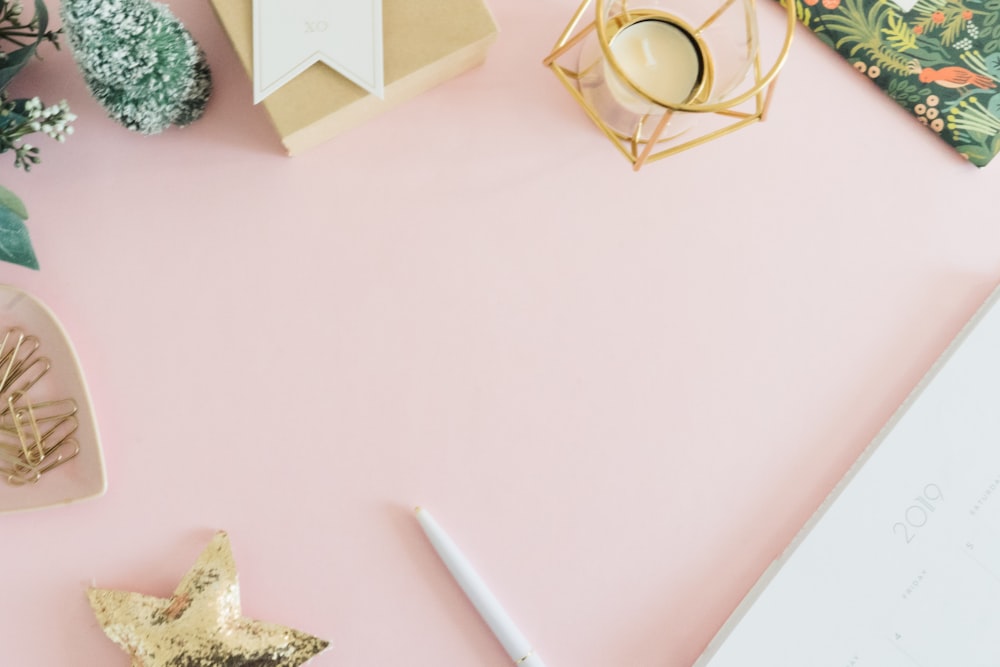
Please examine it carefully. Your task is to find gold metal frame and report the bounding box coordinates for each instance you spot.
[543,0,796,170]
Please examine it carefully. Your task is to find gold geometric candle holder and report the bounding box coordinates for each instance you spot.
[544,0,796,170]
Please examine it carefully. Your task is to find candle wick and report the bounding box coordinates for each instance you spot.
[641,38,656,67]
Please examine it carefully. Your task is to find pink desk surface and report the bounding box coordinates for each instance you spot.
[3,1,999,665]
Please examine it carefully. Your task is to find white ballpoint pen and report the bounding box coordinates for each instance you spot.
[415,507,548,667]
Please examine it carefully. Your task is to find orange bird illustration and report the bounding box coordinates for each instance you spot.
[918,66,996,89]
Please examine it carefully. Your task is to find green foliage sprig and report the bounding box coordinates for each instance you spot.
[0,0,75,270]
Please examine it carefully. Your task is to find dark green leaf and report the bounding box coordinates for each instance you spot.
[33,0,49,35]
[956,143,991,166]
[0,107,29,137]
[986,54,1000,79]
[0,44,39,91]
[816,32,837,49]
[0,0,50,93]
[0,203,37,269]
[988,91,1000,116]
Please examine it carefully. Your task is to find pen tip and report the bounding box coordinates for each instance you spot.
[414,506,423,514]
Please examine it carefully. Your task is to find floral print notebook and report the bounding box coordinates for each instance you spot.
[787,0,1000,166]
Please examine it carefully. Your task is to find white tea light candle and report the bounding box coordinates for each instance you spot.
[606,19,702,114]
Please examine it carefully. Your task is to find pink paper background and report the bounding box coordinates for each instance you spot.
[2,1,999,665]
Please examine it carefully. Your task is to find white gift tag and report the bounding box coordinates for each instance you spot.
[253,0,384,103]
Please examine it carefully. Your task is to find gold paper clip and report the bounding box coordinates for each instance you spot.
[0,396,75,431]
[0,326,84,487]
[11,392,45,465]
[0,412,79,484]
[5,439,80,485]
[0,356,51,418]
[0,329,40,394]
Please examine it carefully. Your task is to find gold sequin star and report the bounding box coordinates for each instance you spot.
[88,531,329,667]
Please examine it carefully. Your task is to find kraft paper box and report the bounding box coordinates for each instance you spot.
[211,0,498,155]
[784,0,1000,167]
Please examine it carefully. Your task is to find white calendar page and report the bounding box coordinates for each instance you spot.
[696,286,1000,667]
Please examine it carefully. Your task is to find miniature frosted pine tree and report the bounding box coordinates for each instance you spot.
[61,0,212,134]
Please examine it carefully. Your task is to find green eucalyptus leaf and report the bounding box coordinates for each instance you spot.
[0,184,28,219]
[0,0,50,93]
[0,44,39,91]
[0,202,38,270]
[33,0,49,34]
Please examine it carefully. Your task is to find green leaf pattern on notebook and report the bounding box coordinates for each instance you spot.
[785,0,1000,165]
